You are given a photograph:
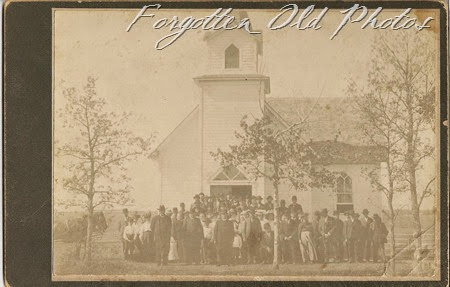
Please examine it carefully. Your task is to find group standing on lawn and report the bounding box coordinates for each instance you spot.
[118,194,388,266]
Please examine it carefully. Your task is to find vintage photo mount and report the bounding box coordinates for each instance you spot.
[3,0,449,286]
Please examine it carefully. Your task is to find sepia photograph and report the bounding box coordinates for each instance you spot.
[51,6,442,281]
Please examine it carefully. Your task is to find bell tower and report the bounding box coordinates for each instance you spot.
[194,13,270,197]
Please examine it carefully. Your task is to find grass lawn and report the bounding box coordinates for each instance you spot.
[53,241,437,280]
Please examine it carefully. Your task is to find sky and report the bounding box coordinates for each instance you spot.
[53,8,439,211]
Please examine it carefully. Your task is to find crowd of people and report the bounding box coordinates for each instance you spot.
[118,193,389,266]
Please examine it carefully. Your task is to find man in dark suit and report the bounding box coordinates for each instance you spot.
[288,196,303,215]
[277,200,288,217]
[213,211,235,266]
[190,195,204,213]
[344,212,362,263]
[285,210,300,264]
[332,210,344,262]
[360,209,374,262]
[182,211,204,264]
[150,205,172,265]
[243,209,262,264]
[318,208,336,262]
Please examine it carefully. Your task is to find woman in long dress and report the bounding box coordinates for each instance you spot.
[298,213,318,263]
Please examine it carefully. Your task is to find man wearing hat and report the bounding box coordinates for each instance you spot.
[190,194,203,213]
[213,211,235,266]
[179,202,186,215]
[285,210,301,264]
[277,200,288,217]
[318,208,336,263]
[344,212,363,263]
[332,210,344,262]
[182,210,204,264]
[288,196,303,215]
[370,213,388,263]
[360,209,374,262]
[243,209,262,264]
[150,205,172,265]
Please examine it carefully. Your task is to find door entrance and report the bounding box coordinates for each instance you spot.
[210,185,252,200]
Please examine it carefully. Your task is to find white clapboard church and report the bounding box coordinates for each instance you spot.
[150,21,387,215]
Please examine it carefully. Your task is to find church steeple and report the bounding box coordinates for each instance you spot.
[202,10,263,75]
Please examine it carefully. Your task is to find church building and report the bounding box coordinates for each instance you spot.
[150,26,387,215]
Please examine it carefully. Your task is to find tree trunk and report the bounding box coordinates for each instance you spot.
[387,192,396,275]
[406,116,423,273]
[84,196,94,263]
[272,180,280,270]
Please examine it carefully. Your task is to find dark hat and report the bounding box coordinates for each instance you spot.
[122,208,129,213]
[321,208,328,215]
[267,196,273,200]
[173,207,178,212]
[362,209,369,215]
[373,213,380,219]
[199,192,205,196]
[352,212,360,218]
[194,194,200,199]
[158,205,166,211]
[292,195,297,200]
[257,196,263,200]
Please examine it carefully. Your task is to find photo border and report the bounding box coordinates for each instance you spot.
[3,1,448,286]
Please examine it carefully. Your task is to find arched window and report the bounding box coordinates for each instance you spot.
[336,173,353,212]
[225,44,239,69]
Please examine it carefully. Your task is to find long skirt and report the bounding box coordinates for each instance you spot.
[299,231,318,262]
[168,238,179,261]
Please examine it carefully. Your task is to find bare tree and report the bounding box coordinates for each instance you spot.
[211,115,334,269]
[351,30,436,257]
[348,78,406,273]
[56,76,155,262]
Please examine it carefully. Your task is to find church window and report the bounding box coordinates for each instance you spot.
[225,44,239,69]
[336,173,353,212]
[213,165,247,181]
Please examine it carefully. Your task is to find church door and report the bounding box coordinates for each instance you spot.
[210,185,252,199]
[209,166,252,200]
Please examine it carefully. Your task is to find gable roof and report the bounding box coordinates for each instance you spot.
[265,97,363,145]
[306,141,387,165]
[152,97,386,164]
[150,105,199,157]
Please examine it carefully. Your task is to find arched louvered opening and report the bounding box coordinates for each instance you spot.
[225,44,239,69]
